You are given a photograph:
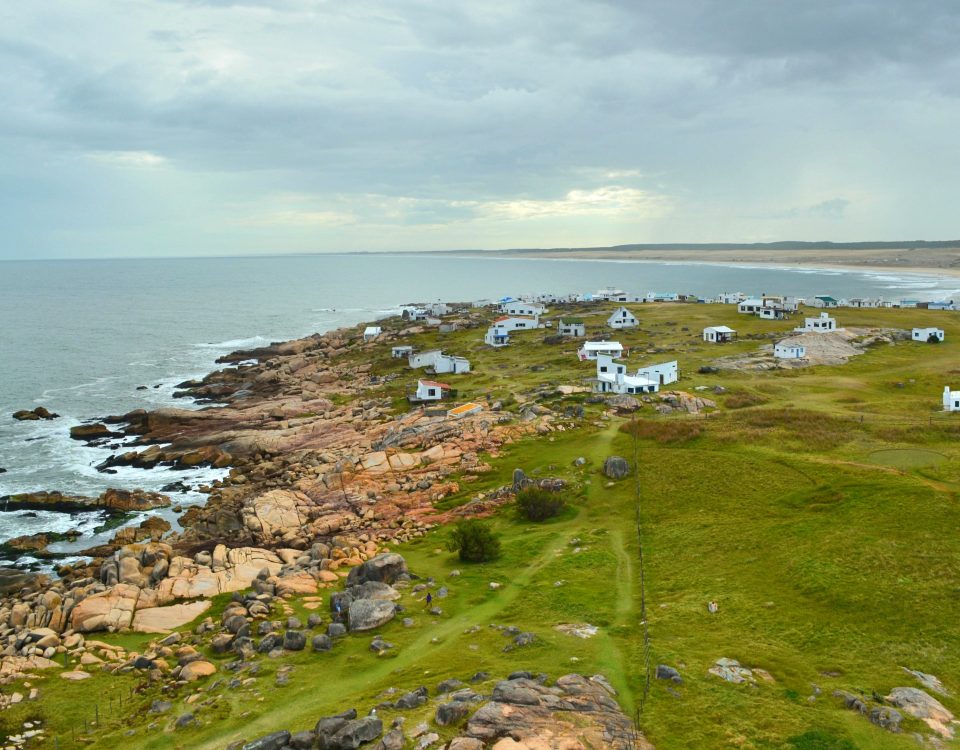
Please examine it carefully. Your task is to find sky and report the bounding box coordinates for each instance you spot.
[2,1,959,259]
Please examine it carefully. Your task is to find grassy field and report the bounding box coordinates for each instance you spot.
[5,302,960,749]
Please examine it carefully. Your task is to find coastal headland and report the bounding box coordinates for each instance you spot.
[1,296,959,749]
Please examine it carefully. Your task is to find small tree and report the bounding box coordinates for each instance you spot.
[447,519,501,562]
[928,332,942,344]
[515,487,567,521]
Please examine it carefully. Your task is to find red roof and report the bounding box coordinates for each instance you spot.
[419,380,451,389]
[493,316,510,322]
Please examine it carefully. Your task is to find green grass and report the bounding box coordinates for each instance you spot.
[11,303,960,749]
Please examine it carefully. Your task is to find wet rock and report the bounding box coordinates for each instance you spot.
[656,665,682,683]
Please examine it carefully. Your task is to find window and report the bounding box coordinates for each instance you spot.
[428,389,436,396]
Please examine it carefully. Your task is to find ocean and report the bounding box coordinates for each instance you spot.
[1,253,957,565]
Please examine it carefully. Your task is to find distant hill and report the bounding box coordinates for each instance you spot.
[479,240,960,254]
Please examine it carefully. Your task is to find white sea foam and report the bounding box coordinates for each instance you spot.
[195,335,272,349]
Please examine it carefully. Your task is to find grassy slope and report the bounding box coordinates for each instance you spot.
[5,303,960,750]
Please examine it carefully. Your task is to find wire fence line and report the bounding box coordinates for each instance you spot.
[629,413,652,749]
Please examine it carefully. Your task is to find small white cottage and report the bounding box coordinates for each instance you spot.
[774,343,806,359]
[363,326,382,342]
[408,349,443,369]
[500,301,545,317]
[416,379,451,401]
[492,315,538,332]
[607,306,639,329]
[799,312,837,332]
[913,327,945,343]
[578,341,624,361]
[594,355,659,395]
[484,327,510,347]
[558,319,586,337]
[703,325,736,343]
[636,360,678,386]
[433,354,471,374]
[738,298,764,314]
[944,386,960,412]
[392,345,413,359]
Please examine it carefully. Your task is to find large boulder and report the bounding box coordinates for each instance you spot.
[346,553,408,587]
[323,716,383,750]
[347,599,396,632]
[602,456,631,480]
[242,731,291,750]
[70,423,117,441]
[885,687,955,738]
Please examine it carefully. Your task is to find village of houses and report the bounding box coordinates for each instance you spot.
[360,289,960,417]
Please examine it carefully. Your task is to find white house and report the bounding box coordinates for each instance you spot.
[578,340,624,361]
[392,345,413,359]
[811,296,839,308]
[363,326,382,342]
[558,318,586,337]
[416,379,451,401]
[408,349,443,369]
[401,307,428,321]
[636,360,678,386]
[913,327,945,342]
[715,292,745,305]
[607,306,639,329]
[759,307,787,320]
[500,301,545,317]
[426,302,450,316]
[774,342,806,359]
[703,325,736,343]
[944,386,960,412]
[799,312,838,332]
[433,354,471,374]
[738,298,765,314]
[484,327,510,347]
[594,355,659,395]
[491,315,538,332]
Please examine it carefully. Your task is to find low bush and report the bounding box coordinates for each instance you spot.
[724,391,767,409]
[447,519,501,562]
[515,487,567,521]
[620,419,704,444]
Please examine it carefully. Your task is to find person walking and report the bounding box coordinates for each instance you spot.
[425,592,433,609]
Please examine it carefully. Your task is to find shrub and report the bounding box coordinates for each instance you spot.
[786,730,857,750]
[928,332,942,344]
[619,419,704,444]
[724,391,767,409]
[447,519,501,563]
[515,487,567,521]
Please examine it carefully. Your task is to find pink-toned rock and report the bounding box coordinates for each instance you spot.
[60,671,92,681]
[132,601,212,633]
[180,660,216,681]
[70,584,140,632]
[275,572,318,597]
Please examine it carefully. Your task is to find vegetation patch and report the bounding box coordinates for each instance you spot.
[515,487,567,521]
[620,418,705,444]
[447,519,502,562]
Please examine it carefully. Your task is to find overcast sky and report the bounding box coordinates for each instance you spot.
[2,1,959,259]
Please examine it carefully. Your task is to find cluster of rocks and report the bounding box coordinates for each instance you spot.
[834,685,956,740]
[235,671,647,750]
[11,407,58,421]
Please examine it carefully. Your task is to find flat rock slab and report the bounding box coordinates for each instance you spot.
[132,600,212,633]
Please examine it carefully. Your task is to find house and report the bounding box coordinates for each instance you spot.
[799,312,837,332]
[594,355,660,395]
[558,318,586,337]
[401,307,428,321]
[433,354,471,374]
[738,298,765,314]
[774,342,806,359]
[636,360,678,386]
[944,386,960,412]
[408,349,443,369]
[848,297,883,309]
[415,379,451,401]
[391,345,413,359]
[363,326,382,342]
[759,307,787,320]
[811,296,839,308]
[484,327,510,347]
[715,292,745,305]
[426,302,450,316]
[928,301,955,311]
[500,301,546,317]
[491,315,538,332]
[703,325,736,343]
[439,323,458,333]
[913,327,945,343]
[607,306,639,329]
[646,292,679,302]
[578,341,624,361]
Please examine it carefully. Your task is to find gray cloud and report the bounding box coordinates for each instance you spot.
[1,1,958,258]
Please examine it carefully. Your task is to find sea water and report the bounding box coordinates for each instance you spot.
[1,253,956,564]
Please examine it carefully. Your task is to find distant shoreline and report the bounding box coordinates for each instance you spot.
[443,246,960,283]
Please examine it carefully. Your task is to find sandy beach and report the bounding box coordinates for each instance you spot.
[469,245,960,281]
